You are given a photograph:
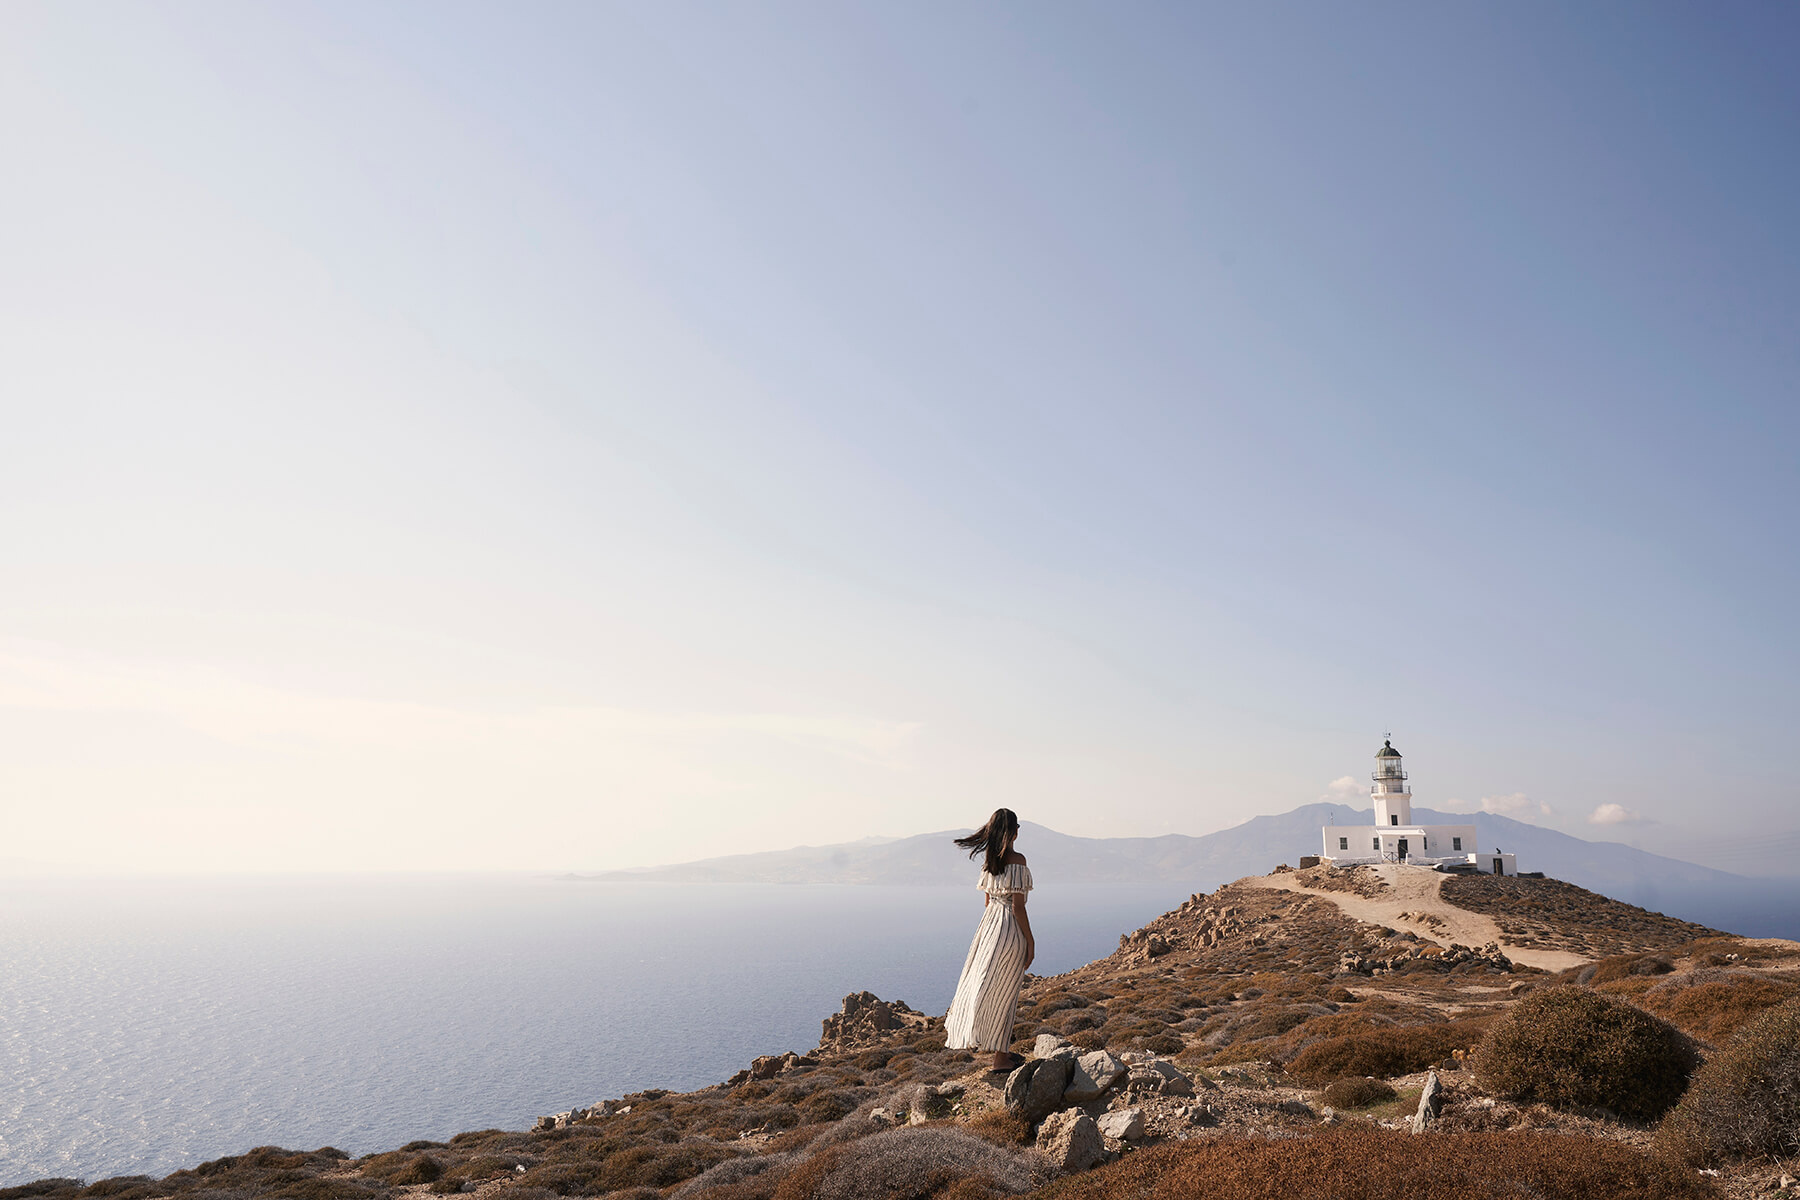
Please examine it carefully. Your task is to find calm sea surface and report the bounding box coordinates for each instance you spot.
[0,875,1196,1185]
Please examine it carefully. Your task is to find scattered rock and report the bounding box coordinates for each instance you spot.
[1036,1109,1106,1172]
[868,1107,896,1126]
[1096,1107,1145,1141]
[1034,1033,1073,1058]
[1411,1071,1444,1134]
[815,992,929,1054]
[1063,1050,1128,1103]
[1129,1059,1198,1097]
[1339,941,1513,976]
[749,1051,818,1080]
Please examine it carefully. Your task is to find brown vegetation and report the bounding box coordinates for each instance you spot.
[1442,875,1724,958]
[1318,1076,1396,1108]
[1021,1130,1719,1200]
[1605,967,1800,1044]
[769,1128,1050,1200]
[1472,987,1697,1121]
[1286,1016,1495,1083]
[1656,996,1800,1166]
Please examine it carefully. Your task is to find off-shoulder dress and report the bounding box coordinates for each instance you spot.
[944,862,1034,1052]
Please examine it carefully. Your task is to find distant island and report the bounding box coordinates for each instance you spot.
[564,803,1792,939]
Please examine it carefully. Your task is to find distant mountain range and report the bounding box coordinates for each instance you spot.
[573,803,1800,939]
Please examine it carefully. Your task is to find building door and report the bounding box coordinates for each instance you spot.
[1493,858,1504,876]
[1397,838,1408,861]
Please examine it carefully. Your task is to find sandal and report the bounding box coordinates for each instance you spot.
[988,1053,1025,1073]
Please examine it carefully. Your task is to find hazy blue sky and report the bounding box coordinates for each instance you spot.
[3,4,1796,874]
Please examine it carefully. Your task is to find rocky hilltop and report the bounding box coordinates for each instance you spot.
[12,865,1800,1200]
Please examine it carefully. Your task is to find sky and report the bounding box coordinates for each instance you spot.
[2,3,1797,876]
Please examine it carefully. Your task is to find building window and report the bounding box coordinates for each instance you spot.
[1423,837,1429,850]
[1453,836,1462,852]
[1390,814,1398,826]
[1372,838,1380,851]
[1339,837,1348,851]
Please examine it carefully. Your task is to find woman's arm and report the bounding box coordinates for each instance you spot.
[1012,893,1035,971]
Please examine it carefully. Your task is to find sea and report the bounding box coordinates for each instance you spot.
[0,874,1199,1186]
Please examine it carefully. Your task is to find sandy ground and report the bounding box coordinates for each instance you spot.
[1243,864,1591,972]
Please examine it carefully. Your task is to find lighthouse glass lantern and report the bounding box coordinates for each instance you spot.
[1374,740,1407,792]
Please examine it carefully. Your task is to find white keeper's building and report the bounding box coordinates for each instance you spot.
[1321,739,1518,876]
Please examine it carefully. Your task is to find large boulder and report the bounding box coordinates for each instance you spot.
[1036,1109,1105,1172]
[1002,1060,1042,1113]
[1063,1050,1128,1103]
[1006,1056,1074,1123]
[1034,1033,1073,1058]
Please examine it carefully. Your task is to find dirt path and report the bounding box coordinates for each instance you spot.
[1242,865,1591,972]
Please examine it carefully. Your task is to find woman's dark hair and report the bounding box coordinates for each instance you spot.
[954,808,1020,877]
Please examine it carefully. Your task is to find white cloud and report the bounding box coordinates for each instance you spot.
[1440,792,1552,819]
[1588,803,1644,826]
[1478,792,1552,818]
[1320,776,1362,803]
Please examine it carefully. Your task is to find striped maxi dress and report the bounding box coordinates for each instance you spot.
[944,862,1034,1052]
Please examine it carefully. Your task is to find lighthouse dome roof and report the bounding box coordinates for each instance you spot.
[1376,740,1402,757]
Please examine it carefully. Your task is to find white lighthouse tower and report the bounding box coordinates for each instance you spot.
[1371,738,1411,828]
[1319,737,1518,874]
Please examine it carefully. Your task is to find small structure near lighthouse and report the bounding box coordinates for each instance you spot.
[1320,739,1518,875]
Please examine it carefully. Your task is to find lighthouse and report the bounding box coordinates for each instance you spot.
[1371,738,1411,828]
[1319,737,1518,874]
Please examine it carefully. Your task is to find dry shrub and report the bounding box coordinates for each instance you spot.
[360,1151,442,1185]
[449,1128,515,1147]
[1287,1019,1489,1084]
[671,1153,797,1199]
[963,1108,1032,1147]
[800,1090,861,1123]
[1472,987,1696,1121]
[1033,994,1092,1016]
[1057,1010,1105,1034]
[1068,1030,1107,1051]
[522,1140,737,1195]
[1591,953,1675,984]
[1024,1130,1718,1199]
[1634,970,1800,1044]
[2,1185,84,1200]
[1319,1077,1396,1109]
[764,1124,830,1155]
[772,1127,1050,1200]
[1656,996,1800,1166]
[76,1183,156,1200]
[802,1107,900,1156]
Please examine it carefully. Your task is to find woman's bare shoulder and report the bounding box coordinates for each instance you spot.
[1004,851,1028,865]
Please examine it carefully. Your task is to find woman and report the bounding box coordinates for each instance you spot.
[944,808,1036,1072]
